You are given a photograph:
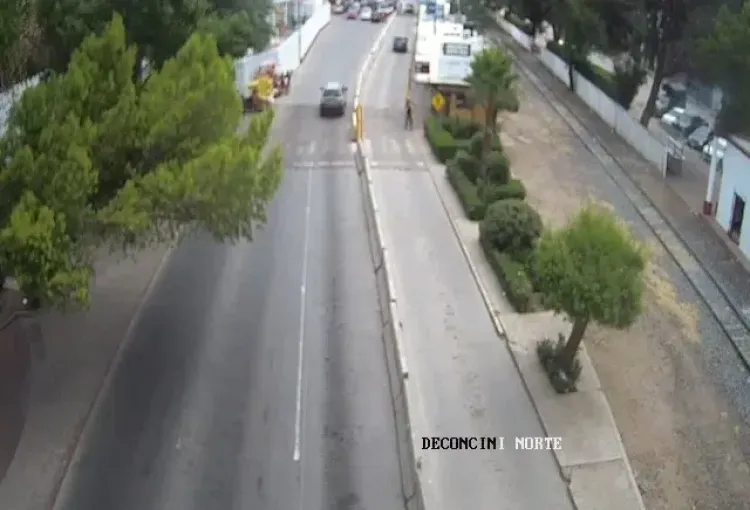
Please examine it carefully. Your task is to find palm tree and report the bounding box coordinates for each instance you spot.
[466,46,519,166]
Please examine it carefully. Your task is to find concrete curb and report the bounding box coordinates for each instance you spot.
[352,14,425,510]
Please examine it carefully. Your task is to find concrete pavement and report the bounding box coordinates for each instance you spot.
[0,17,404,510]
[359,15,576,510]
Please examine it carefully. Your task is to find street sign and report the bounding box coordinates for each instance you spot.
[432,92,446,112]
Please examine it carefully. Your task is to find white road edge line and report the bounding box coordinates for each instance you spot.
[293,164,314,463]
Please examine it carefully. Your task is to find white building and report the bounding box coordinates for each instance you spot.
[716,136,750,257]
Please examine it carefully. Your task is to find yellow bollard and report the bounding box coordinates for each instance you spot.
[356,105,364,140]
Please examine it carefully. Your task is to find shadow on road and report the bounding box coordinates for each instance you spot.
[0,290,33,483]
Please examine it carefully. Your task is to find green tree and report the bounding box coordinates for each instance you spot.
[198,9,272,58]
[466,47,519,168]
[534,205,646,371]
[0,0,43,90]
[554,0,605,93]
[0,15,283,308]
[697,1,750,135]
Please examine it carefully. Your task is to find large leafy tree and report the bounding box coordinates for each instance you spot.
[34,0,272,80]
[466,47,519,165]
[534,205,646,371]
[0,15,283,308]
[0,0,43,90]
[697,0,750,135]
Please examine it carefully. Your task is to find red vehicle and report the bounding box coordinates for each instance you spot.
[346,6,359,18]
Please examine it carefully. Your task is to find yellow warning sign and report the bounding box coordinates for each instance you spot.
[432,92,446,112]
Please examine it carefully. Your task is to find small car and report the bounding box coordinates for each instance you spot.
[360,6,373,19]
[392,36,408,53]
[332,3,346,13]
[346,6,359,18]
[319,82,348,117]
[686,125,712,150]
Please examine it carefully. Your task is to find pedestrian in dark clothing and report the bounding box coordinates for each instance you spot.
[405,97,413,130]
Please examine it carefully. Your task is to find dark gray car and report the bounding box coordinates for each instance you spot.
[392,36,408,53]
[687,125,713,150]
[319,82,348,117]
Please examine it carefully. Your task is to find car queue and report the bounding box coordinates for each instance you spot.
[332,0,397,21]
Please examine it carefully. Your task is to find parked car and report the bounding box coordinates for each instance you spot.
[332,3,347,13]
[319,82,348,117]
[660,107,685,129]
[360,6,373,19]
[346,5,359,18]
[660,107,707,137]
[702,136,728,163]
[687,125,712,150]
[678,115,707,137]
[392,36,408,52]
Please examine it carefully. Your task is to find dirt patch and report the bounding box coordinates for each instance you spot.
[503,85,750,510]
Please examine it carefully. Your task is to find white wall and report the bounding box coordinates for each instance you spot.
[716,140,750,257]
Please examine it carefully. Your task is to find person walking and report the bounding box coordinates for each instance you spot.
[404,97,413,130]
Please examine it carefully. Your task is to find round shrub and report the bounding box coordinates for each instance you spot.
[483,150,510,185]
[479,199,543,257]
[453,150,480,183]
[468,132,484,159]
[480,178,527,203]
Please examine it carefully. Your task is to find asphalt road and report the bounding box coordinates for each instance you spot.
[52,16,403,510]
[361,16,576,510]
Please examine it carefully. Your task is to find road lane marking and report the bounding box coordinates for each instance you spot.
[293,164,314,462]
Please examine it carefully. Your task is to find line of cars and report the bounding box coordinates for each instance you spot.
[333,0,396,21]
[656,82,727,164]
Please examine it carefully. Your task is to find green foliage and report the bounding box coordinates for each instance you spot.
[441,115,482,139]
[479,178,526,203]
[534,205,645,331]
[480,236,535,313]
[482,150,510,184]
[697,2,750,134]
[555,0,605,67]
[446,163,485,220]
[537,334,581,393]
[198,9,271,58]
[0,0,42,89]
[424,116,476,162]
[480,199,542,258]
[467,47,519,155]
[0,16,282,307]
[454,150,481,183]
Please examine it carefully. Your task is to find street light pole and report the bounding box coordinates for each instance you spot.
[297,0,303,66]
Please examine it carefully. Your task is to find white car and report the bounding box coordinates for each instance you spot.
[360,6,372,19]
[660,107,685,128]
[702,136,728,163]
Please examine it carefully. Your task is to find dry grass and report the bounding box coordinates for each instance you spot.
[503,85,750,510]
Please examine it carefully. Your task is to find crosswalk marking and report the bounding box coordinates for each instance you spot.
[287,136,431,162]
[287,160,355,168]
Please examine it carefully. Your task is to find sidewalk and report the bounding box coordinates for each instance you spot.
[0,244,171,510]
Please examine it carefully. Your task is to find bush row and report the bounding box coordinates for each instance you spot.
[424,114,542,314]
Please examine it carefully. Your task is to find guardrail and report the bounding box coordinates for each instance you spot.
[352,14,425,510]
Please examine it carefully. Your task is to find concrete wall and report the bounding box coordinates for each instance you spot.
[235,2,331,97]
[716,141,750,257]
[0,75,41,137]
[535,47,668,176]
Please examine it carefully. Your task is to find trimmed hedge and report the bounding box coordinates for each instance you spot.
[480,178,526,203]
[480,199,542,258]
[425,116,504,164]
[480,236,535,313]
[446,163,485,220]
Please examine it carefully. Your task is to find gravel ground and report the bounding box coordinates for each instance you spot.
[501,83,750,510]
